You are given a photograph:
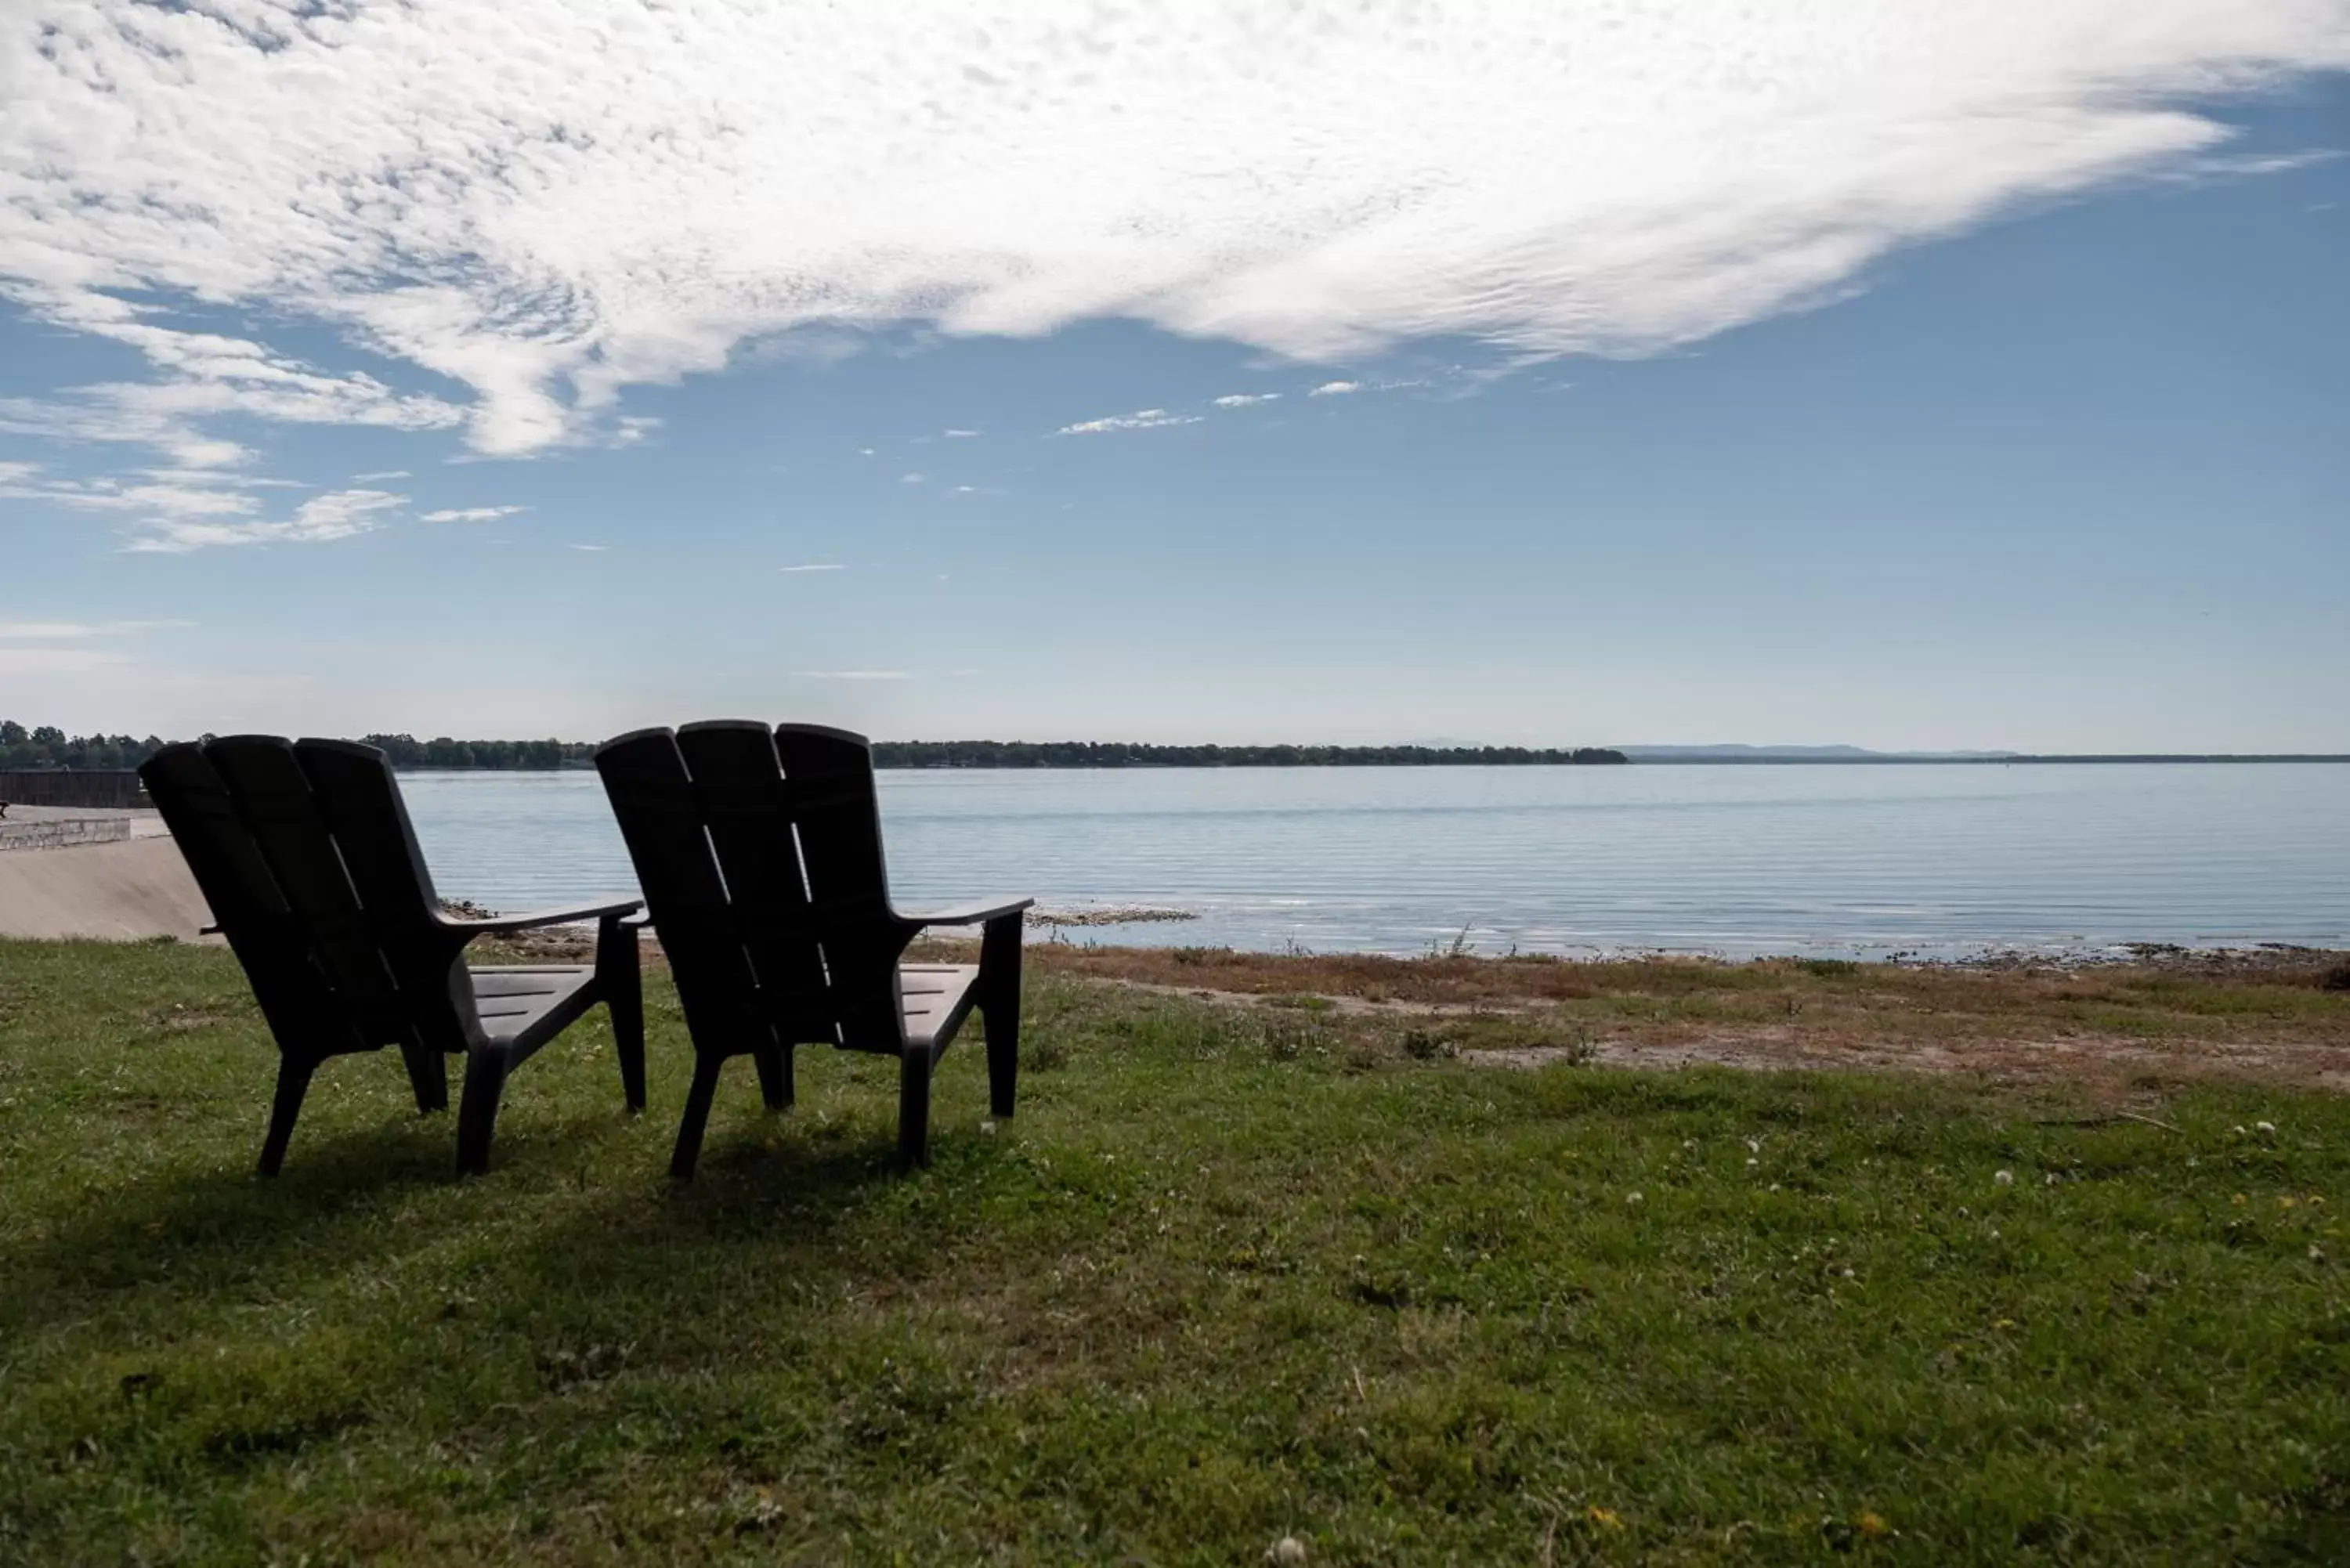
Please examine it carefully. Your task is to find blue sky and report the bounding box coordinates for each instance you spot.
[2,3,2345,751]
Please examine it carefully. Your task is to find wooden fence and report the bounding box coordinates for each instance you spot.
[0,771,149,809]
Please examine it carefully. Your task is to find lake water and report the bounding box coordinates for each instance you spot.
[390,764,2350,961]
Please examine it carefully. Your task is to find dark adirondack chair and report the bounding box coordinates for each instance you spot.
[138,736,646,1176]
[594,721,1031,1176]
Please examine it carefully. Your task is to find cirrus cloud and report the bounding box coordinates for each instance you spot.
[1055,408,1206,436]
[1,1,2343,464]
[123,489,407,555]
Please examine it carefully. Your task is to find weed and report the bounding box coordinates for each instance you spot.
[1402,1028,1456,1061]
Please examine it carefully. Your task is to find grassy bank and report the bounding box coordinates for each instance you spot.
[1,939,2345,1563]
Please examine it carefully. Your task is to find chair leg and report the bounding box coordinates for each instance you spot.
[455,1051,510,1176]
[979,912,1025,1119]
[258,1054,318,1177]
[598,914,646,1112]
[897,1047,932,1172]
[671,1053,727,1180]
[752,1043,793,1111]
[398,1042,449,1114]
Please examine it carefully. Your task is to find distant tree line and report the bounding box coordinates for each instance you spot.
[3,721,1628,773]
[866,740,1629,768]
[358,734,599,770]
[0,722,168,772]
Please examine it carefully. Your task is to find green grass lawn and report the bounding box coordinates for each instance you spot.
[1,939,2345,1564]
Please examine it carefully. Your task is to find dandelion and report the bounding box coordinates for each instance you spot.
[1858,1512,1890,1537]
[1626,1191,1644,1206]
[2257,1121,2278,1136]
[1747,1138,1762,1154]
[1585,1506,1625,1531]
[1994,1169,2014,1187]
[2312,1245,2327,1263]
[1747,1158,1760,1169]
[1266,1537,1308,1566]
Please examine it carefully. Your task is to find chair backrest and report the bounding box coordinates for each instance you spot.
[139,736,473,1055]
[595,721,913,1052]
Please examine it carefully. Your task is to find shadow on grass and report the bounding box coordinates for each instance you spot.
[0,1084,985,1348]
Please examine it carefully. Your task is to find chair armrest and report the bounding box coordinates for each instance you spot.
[437,896,645,934]
[902,897,1035,927]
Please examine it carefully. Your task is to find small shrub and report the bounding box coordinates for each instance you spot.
[2320,963,2350,993]
[1554,1024,1600,1068]
[1260,1016,1320,1062]
[1171,946,1234,967]
[1800,958,1860,978]
[1402,1028,1455,1061]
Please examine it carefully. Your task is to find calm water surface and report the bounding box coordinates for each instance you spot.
[393,764,2350,960]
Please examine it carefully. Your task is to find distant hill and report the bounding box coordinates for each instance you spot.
[1614,745,2349,764]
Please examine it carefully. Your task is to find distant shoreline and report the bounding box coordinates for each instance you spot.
[1623,753,2350,766]
[9,735,2349,779]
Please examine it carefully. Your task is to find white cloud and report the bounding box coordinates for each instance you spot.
[1213,393,1282,407]
[900,472,925,484]
[1308,381,1363,397]
[0,471,262,520]
[421,505,527,523]
[857,447,877,457]
[0,647,135,675]
[794,670,913,680]
[568,543,609,552]
[0,620,190,638]
[780,562,846,573]
[1055,408,1206,435]
[353,469,411,482]
[0,464,414,551]
[123,489,407,554]
[943,428,982,438]
[2,2,2343,461]
[0,290,463,467]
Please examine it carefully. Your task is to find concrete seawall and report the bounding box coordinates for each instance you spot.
[0,833,215,941]
[0,818,133,852]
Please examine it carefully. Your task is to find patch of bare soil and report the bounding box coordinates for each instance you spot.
[1068,952,2350,1096]
[476,925,2350,1095]
[1470,1027,2350,1098]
